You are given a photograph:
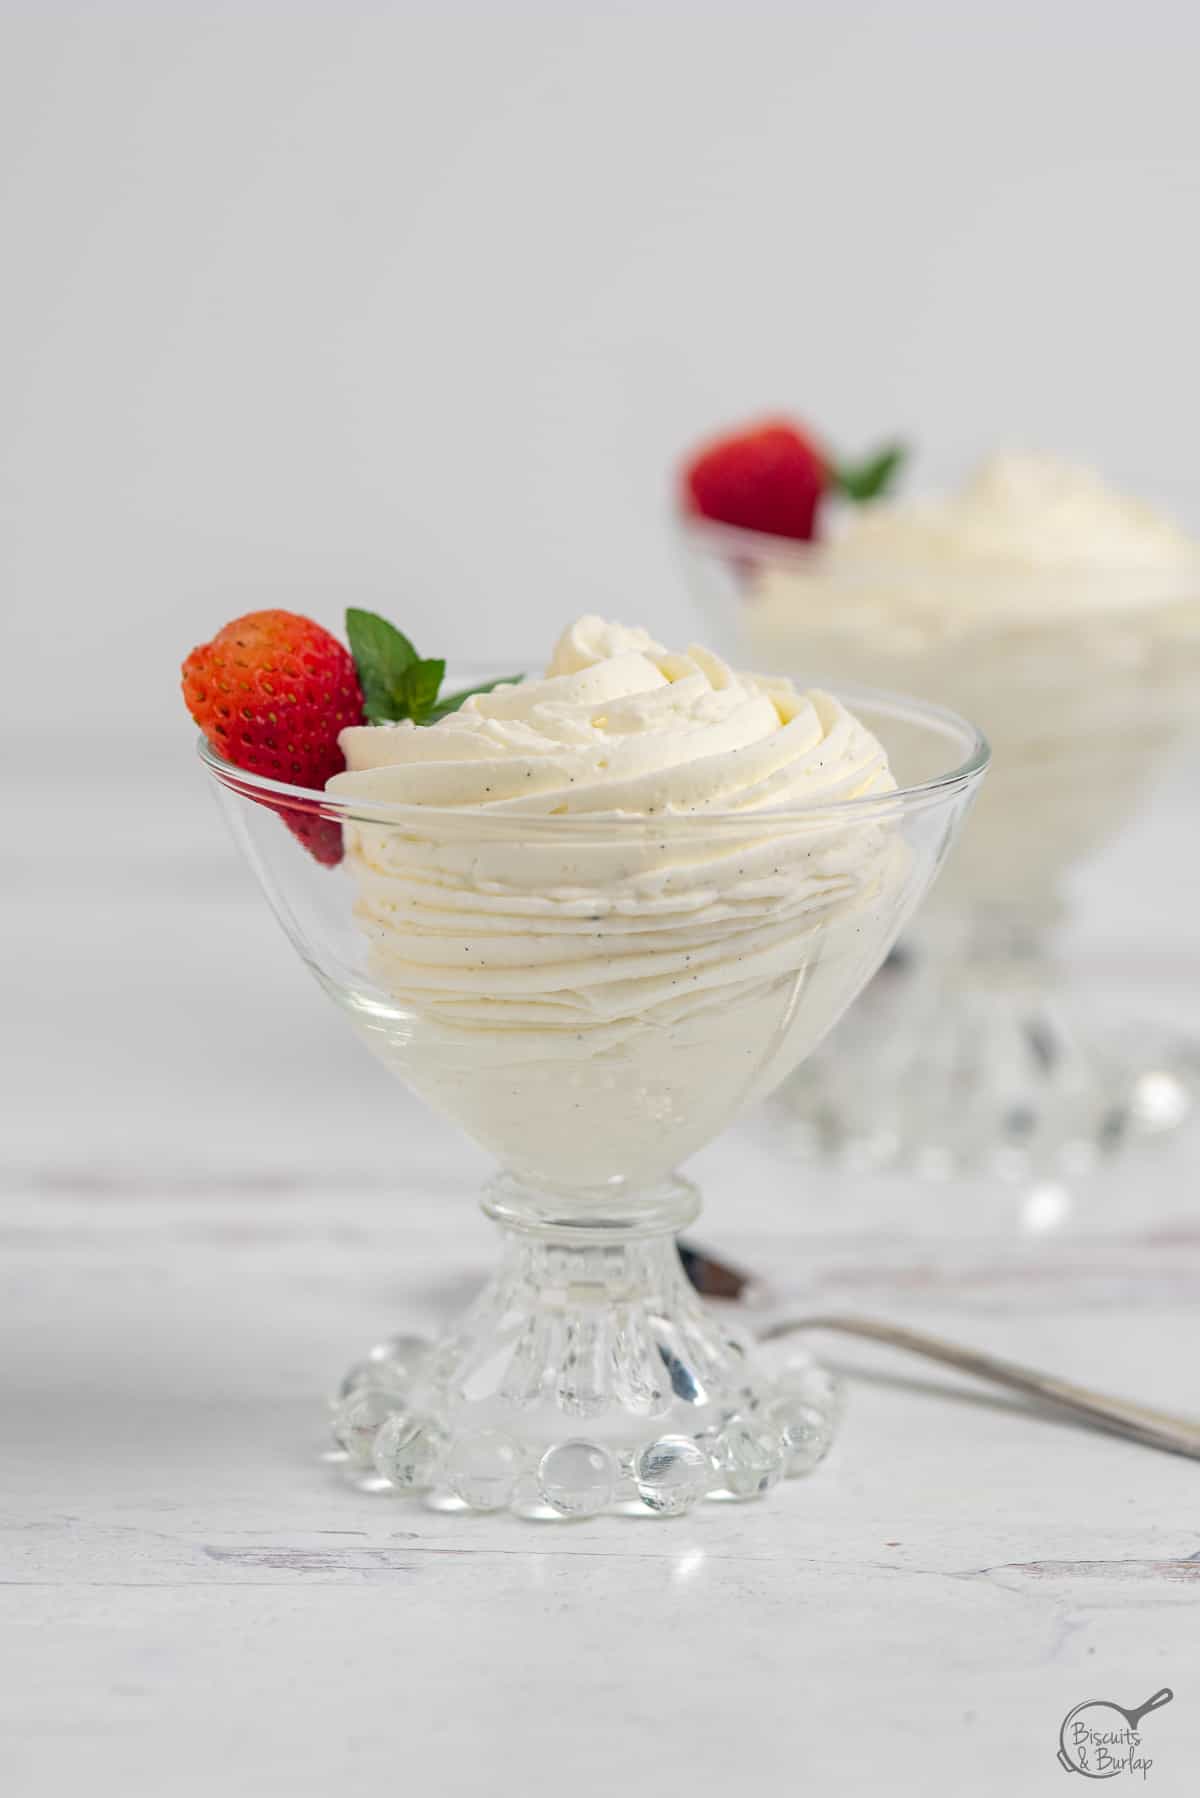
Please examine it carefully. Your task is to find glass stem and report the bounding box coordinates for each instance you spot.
[482,1170,701,1242]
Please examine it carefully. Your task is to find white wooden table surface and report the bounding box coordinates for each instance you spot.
[4,736,1200,1796]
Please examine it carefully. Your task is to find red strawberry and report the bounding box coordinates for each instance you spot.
[682,417,828,541]
[182,609,364,865]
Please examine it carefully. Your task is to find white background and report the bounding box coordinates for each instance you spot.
[4,0,1200,742]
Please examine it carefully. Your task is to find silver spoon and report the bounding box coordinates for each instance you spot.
[677,1243,1200,1461]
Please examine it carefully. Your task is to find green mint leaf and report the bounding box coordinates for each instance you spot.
[346,608,420,721]
[833,441,907,504]
[345,606,523,727]
[402,657,446,725]
[424,673,523,723]
[363,694,402,724]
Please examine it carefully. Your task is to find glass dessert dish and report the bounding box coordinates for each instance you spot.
[198,640,985,1518]
[680,474,1200,1177]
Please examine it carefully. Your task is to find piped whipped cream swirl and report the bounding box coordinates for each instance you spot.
[332,615,893,815]
[326,618,902,1182]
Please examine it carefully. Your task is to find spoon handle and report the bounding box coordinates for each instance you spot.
[759,1313,1200,1461]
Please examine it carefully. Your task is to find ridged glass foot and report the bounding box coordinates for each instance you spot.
[328,1191,838,1518]
[773,929,1197,1179]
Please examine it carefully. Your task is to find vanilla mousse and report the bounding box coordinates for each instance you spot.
[326,617,910,1186]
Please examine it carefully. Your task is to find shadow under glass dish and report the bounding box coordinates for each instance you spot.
[199,674,987,1518]
[679,516,1200,1177]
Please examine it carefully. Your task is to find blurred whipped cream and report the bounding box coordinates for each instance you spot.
[750,454,1200,647]
[327,617,908,1185]
[731,455,1200,910]
[833,452,1195,573]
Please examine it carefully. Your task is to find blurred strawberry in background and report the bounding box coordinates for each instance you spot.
[681,415,906,540]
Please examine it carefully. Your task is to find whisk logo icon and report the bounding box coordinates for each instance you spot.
[1057,1688,1173,1779]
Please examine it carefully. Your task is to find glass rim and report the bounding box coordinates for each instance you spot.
[677,508,1200,584]
[197,676,990,831]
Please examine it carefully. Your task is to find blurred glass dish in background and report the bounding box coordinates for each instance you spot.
[680,454,1200,1176]
[199,623,985,1516]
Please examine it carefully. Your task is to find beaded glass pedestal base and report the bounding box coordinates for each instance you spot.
[331,1180,838,1519]
[772,922,1196,1179]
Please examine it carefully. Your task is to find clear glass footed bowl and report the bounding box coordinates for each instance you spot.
[680,517,1200,1175]
[200,677,986,1518]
